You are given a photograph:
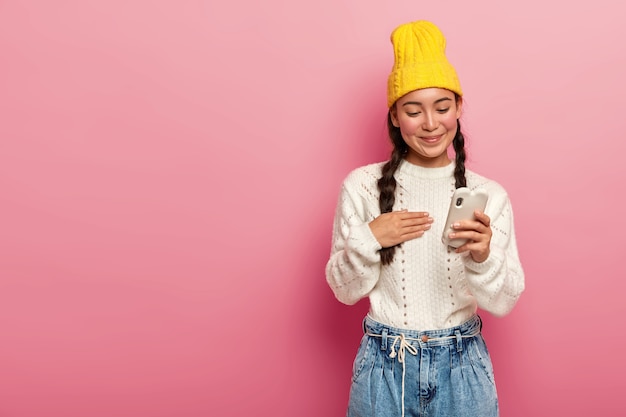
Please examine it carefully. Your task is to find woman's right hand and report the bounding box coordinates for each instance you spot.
[369,210,433,248]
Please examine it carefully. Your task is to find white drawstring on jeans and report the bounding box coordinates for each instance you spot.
[388,334,417,417]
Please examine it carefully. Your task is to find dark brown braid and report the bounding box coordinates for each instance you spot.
[453,119,467,189]
[377,113,408,265]
[377,96,467,265]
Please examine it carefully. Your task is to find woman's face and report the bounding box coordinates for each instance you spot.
[390,88,462,167]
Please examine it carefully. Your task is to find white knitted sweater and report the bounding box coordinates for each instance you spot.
[325,160,525,330]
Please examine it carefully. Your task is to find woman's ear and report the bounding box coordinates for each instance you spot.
[455,96,463,119]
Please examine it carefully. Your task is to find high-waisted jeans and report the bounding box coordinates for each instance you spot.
[347,315,498,417]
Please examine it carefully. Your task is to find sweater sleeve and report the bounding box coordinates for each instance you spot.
[325,181,383,305]
[462,192,525,317]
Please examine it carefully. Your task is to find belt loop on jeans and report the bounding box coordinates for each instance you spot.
[381,328,389,351]
[455,329,463,352]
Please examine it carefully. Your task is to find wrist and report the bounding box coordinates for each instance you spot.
[470,250,489,263]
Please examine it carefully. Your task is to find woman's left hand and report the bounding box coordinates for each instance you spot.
[448,210,492,263]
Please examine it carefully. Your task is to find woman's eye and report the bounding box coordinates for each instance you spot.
[437,108,450,114]
[406,112,421,117]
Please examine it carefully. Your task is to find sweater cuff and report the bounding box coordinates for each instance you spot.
[462,247,503,274]
[347,222,383,264]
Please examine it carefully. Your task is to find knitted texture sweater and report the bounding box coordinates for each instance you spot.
[326,160,525,330]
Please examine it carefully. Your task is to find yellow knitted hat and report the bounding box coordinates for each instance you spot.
[387,21,462,108]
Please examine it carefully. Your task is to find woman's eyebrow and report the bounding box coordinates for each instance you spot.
[402,97,452,107]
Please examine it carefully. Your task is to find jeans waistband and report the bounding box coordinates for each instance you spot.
[363,314,482,347]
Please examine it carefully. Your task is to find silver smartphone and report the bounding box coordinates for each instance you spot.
[442,187,489,248]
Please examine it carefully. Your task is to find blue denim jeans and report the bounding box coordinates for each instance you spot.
[347,315,498,417]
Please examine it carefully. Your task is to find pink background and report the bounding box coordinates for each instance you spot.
[1,1,624,416]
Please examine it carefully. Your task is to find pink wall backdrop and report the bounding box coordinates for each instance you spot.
[1,1,624,416]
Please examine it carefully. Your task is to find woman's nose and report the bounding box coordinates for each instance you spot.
[422,112,437,131]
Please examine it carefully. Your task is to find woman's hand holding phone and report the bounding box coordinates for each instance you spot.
[442,188,492,263]
[449,209,492,262]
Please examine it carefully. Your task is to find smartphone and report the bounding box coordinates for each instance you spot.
[442,187,489,248]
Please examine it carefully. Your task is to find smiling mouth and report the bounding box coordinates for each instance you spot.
[420,135,442,142]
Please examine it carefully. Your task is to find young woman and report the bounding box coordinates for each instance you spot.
[325,21,525,417]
